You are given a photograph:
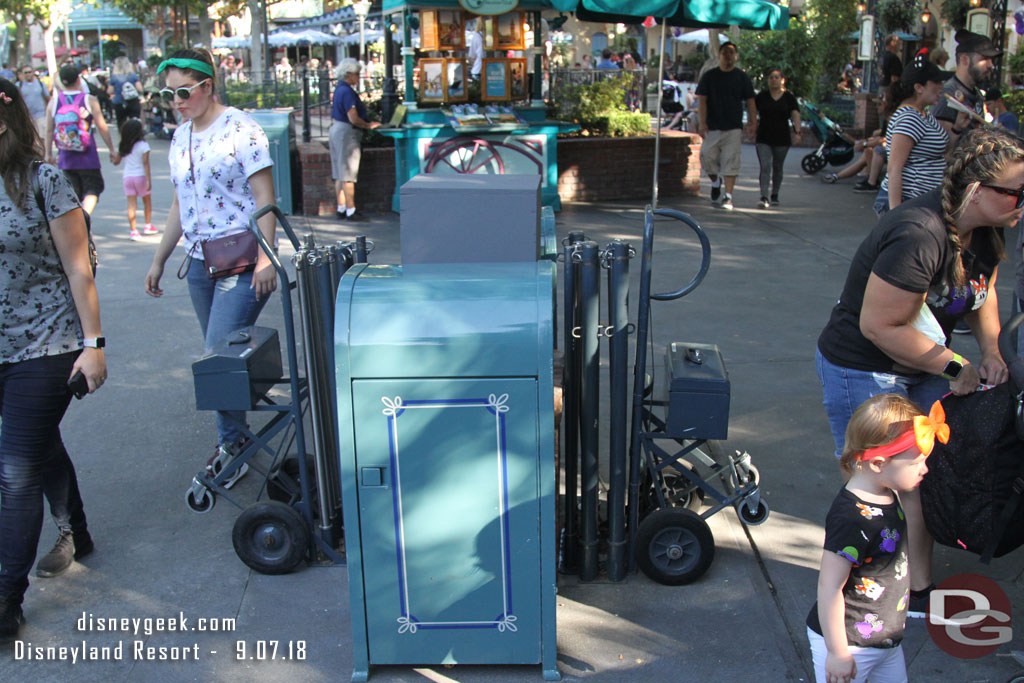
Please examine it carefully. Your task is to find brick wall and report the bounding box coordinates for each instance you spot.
[295,133,701,215]
[296,141,395,216]
[556,132,701,202]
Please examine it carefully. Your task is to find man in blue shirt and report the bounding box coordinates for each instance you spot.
[329,58,380,221]
[595,49,619,69]
[984,88,1019,135]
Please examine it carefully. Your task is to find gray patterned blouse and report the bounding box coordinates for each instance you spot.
[0,163,84,363]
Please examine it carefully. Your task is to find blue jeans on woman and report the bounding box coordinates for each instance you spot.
[0,351,86,602]
[186,258,268,447]
[815,348,950,458]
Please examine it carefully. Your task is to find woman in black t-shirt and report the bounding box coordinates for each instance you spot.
[754,67,801,209]
[815,127,1024,615]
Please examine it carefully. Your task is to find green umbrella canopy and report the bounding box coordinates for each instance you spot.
[549,0,789,30]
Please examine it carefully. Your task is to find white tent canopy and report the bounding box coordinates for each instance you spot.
[673,29,729,44]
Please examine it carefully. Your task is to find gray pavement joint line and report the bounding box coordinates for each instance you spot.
[724,209,854,263]
[739,520,815,681]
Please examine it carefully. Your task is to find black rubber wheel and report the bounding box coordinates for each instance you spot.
[232,501,310,575]
[662,462,705,512]
[635,508,715,585]
[186,486,214,514]
[738,499,770,526]
[801,152,826,174]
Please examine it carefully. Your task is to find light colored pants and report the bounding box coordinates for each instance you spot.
[700,128,742,177]
[807,627,907,683]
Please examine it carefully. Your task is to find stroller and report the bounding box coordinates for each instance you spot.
[799,100,856,175]
[660,80,693,131]
[920,313,1024,563]
[146,92,177,140]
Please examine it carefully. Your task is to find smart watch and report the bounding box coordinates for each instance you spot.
[82,337,106,349]
[941,352,964,380]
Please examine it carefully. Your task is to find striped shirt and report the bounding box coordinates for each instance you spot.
[880,105,949,199]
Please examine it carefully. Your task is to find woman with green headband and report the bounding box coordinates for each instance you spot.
[144,48,278,481]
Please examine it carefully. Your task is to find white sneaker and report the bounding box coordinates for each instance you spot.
[758,197,770,209]
[721,193,734,210]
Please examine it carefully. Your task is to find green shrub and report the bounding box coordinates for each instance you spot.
[1003,90,1024,122]
[562,74,651,137]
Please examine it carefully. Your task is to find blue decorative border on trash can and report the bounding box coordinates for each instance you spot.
[381,393,517,634]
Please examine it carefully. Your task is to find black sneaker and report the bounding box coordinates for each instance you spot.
[0,596,24,643]
[952,321,972,335]
[758,196,771,209]
[710,184,721,202]
[907,584,936,619]
[770,194,780,205]
[336,210,347,220]
[853,179,880,193]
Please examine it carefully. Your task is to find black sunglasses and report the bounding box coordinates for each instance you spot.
[982,184,1024,209]
[159,79,209,103]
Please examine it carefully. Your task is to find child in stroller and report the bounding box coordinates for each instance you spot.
[799,100,856,174]
[661,80,697,131]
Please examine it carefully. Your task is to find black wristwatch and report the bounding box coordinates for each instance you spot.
[941,352,964,380]
[82,337,105,349]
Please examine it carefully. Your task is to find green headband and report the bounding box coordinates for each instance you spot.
[156,58,215,78]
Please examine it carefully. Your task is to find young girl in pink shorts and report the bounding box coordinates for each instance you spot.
[115,118,156,240]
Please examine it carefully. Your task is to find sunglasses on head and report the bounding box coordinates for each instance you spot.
[159,78,209,103]
[982,184,1024,209]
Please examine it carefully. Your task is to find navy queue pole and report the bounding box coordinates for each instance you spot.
[605,240,633,582]
[578,241,601,581]
[355,236,369,264]
[561,231,585,573]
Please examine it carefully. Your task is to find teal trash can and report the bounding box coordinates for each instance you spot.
[248,109,293,214]
[335,262,559,682]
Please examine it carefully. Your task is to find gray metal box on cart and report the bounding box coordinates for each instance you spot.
[663,341,730,440]
[192,326,282,411]
[399,174,541,264]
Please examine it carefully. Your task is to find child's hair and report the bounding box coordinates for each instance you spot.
[118,118,145,157]
[839,394,924,473]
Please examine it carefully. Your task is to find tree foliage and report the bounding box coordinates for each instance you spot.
[875,0,921,34]
[804,0,858,102]
[735,17,815,98]
[940,0,969,30]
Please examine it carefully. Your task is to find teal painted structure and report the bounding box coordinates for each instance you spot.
[335,262,559,681]
[248,110,295,215]
[377,106,577,213]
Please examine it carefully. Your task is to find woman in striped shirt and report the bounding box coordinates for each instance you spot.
[874,55,970,216]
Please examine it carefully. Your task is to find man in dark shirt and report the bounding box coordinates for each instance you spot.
[931,29,999,139]
[879,34,903,94]
[695,42,756,210]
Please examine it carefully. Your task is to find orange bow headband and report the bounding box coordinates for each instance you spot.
[858,401,950,461]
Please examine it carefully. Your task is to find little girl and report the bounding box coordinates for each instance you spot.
[806,393,947,683]
[116,118,156,240]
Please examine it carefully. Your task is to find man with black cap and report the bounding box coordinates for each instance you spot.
[931,29,1000,139]
[695,41,756,210]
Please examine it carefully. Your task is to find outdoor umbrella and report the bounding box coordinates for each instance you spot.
[212,35,251,49]
[32,46,88,59]
[673,28,730,44]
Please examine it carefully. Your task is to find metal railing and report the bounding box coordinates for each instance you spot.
[549,68,649,117]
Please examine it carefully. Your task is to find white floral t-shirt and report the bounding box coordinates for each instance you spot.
[169,107,273,258]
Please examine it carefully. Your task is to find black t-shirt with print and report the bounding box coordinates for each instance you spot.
[755,90,799,147]
[818,189,999,374]
[695,67,755,131]
[807,487,910,648]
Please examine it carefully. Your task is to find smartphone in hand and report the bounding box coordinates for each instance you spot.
[67,370,88,399]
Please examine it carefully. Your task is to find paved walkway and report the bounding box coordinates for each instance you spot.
[1,140,1022,682]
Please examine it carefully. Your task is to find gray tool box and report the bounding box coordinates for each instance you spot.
[192,326,283,411]
[662,341,731,440]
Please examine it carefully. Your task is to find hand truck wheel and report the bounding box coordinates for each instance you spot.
[662,462,705,513]
[738,498,770,526]
[635,508,715,585]
[232,501,310,575]
[186,483,215,514]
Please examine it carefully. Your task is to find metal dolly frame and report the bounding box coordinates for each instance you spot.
[185,205,346,573]
[627,207,769,585]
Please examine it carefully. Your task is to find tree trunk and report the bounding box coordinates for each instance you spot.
[248,0,265,86]
[197,7,212,52]
[10,15,31,68]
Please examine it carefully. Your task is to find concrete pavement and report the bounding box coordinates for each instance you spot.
[2,138,1022,682]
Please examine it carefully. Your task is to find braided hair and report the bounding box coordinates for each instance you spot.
[940,126,1024,286]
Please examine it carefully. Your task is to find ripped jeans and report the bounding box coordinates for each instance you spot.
[815,348,950,458]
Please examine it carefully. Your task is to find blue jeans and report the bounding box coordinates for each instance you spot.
[0,351,86,602]
[186,258,268,446]
[815,348,950,458]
